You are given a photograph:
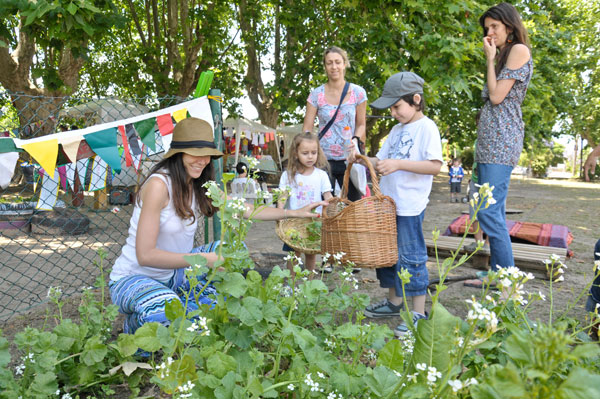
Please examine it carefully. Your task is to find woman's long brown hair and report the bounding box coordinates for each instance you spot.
[136,154,217,222]
[286,133,329,186]
[479,2,530,75]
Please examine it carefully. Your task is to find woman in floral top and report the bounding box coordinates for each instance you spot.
[303,46,367,201]
[473,2,533,275]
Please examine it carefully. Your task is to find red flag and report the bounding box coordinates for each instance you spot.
[157,114,174,136]
[118,125,133,167]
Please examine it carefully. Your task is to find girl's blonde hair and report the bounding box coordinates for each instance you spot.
[286,132,329,186]
[323,46,350,68]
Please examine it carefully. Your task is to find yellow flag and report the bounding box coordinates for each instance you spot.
[22,139,59,179]
[172,108,188,122]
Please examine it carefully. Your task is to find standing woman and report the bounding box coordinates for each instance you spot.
[109,118,326,334]
[303,46,367,201]
[474,3,533,274]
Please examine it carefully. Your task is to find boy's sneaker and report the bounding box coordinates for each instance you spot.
[395,311,428,337]
[364,299,402,318]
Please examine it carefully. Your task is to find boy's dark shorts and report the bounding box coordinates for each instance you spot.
[450,182,462,193]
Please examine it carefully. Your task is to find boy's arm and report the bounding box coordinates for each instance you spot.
[376,159,443,176]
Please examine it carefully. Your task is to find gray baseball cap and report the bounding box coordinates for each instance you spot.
[370,72,425,109]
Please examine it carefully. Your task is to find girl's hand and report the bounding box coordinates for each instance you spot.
[483,36,496,61]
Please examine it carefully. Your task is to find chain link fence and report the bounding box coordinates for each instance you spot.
[0,92,217,321]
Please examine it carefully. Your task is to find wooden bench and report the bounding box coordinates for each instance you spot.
[425,235,567,279]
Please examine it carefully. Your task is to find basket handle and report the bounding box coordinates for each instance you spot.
[341,153,381,198]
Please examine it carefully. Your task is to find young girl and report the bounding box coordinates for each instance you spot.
[278,133,333,273]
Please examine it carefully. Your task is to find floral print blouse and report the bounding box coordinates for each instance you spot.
[308,83,367,161]
[476,57,533,167]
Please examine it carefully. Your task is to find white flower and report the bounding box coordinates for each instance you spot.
[448,379,463,392]
[555,275,564,282]
[538,291,546,301]
[287,384,295,391]
[62,394,73,399]
[317,371,325,379]
[416,363,427,371]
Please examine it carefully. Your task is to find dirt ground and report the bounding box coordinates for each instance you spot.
[2,173,599,340]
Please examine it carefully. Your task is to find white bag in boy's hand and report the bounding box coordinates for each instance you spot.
[346,140,368,196]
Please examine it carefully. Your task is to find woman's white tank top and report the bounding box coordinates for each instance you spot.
[110,173,198,282]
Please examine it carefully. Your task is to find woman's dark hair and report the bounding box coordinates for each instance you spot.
[479,2,530,75]
[235,162,248,175]
[136,153,217,221]
[399,93,425,112]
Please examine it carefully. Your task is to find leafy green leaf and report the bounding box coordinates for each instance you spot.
[165,298,185,322]
[116,333,138,357]
[556,367,600,399]
[218,272,248,298]
[377,339,404,370]
[134,323,163,352]
[81,335,107,366]
[207,352,238,378]
[412,302,462,371]
[363,366,400,397]
[239,297,263,326]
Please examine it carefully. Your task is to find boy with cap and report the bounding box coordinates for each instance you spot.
[349,72,443,336]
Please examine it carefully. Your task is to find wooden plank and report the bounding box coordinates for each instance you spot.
[425,235,567,279]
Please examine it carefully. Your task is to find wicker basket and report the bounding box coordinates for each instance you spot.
[321,154,397,268]
[276,218,322,255]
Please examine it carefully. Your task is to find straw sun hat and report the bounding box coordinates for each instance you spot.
[163,117,223,159]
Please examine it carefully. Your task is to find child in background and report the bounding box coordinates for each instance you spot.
[278,133,333,274]
[232,162,260,190]
[464,148,489,254]
[350,72,443,337]
[449,158,464,203]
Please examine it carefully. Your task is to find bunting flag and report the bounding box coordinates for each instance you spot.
[118,125,133,167]
[156,114,174,136]
[125,124,142,156]
[146,130,164,157]
[134,119,157,152]
[77,159,89,190]
[2,96,215,187]
[22,139,59,179]
[57,165,67,191]
[84,128,122,174]
[36,171,60,210]
[61,136,83,163]
[89,157,108,191]
[172,108,188,122]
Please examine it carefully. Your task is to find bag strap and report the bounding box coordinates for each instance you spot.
[318,82,350,140]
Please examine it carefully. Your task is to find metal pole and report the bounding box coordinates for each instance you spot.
[208,89,223,240]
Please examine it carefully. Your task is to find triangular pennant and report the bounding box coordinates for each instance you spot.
[84,128,122,174]
[36,171,59,210]
[89,157,108,191]
[156,114,174,136]
[146,130,164,156]
[0,137,20,154]
[22,139,59,179]
[118,126,133,167]
[134,118,157,152]
[77,159,89,189]
[125,124,142,155]
[172,108,188,123]
[65,162,76,190]
[61,136,82,163]
[57,165,67,191]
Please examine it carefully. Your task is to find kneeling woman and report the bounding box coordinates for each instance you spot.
[109,118,325,333]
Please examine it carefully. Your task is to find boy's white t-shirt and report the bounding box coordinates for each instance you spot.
[376,116,443,216]
[279,168,332,213]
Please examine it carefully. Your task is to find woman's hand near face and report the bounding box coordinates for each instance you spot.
[483,36,496,61]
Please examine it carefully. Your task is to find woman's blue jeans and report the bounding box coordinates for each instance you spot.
[476,163,514,270]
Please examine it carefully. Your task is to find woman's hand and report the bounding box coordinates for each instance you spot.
[483,36,496,61]
[291,201,330,218]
